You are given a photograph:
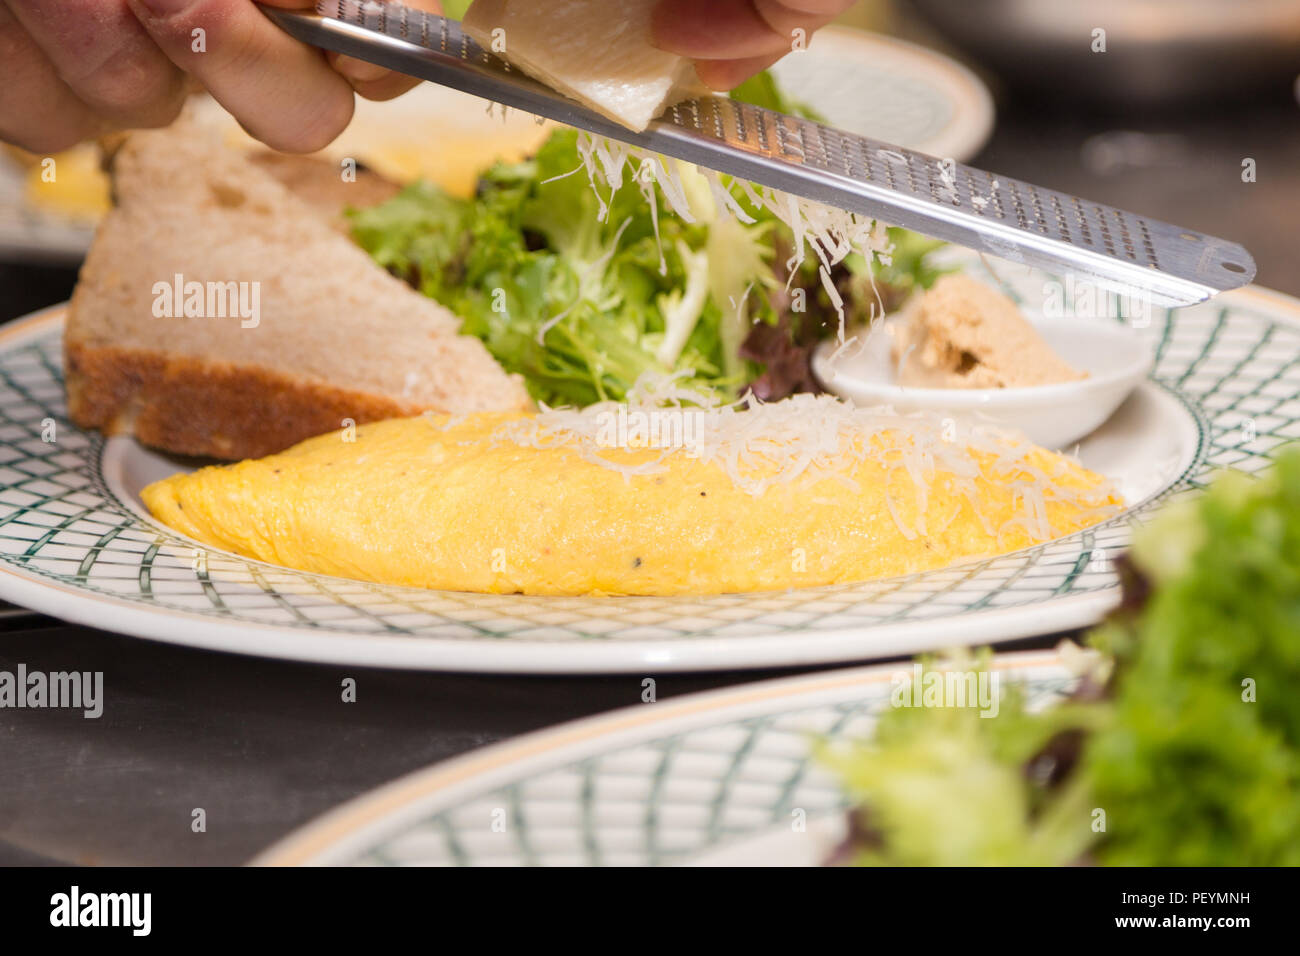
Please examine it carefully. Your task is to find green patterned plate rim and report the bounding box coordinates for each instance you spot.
[253,648,1077,866]
[0,265,1296,672]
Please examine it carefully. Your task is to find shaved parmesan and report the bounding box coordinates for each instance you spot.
[490,374,1121,541]
[571,131,891,332]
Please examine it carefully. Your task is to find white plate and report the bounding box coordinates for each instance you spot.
[254,649,1077,866]
[770,26,994,162]
[0,255,1296,672]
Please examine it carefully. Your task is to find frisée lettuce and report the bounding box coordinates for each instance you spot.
[825,448,1300,866]
[351,128,947,406]
[352,129,770,405]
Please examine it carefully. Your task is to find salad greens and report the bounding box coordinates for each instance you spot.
[348,14,949,406]
[1085,452,1300,866]
[827,448,1300,866]
[728,70,826,122]
[352,129,764,405]
[824,667,1105,866]
[351,127,945,406]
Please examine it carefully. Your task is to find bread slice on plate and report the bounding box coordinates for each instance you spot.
[64,114,530,461]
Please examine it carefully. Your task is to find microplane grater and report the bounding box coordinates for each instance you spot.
[262,0,1255,306]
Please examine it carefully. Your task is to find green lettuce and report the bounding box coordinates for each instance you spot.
[350,123,948,406]
[1085,452,1300,866]
[729,70,826,122]
[829,448,1300,866]
[350,129,764,405]
[824,668,1106,866]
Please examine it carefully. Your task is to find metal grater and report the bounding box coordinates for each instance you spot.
[262,0,1255,306]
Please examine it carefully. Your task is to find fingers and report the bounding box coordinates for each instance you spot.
[326,0,444,102]
[766,0,855,13]
[5,0,186,131]
[0,1,110,151]
[0,0,444,154]
[127,0,356,153]
[654,0,791,60]
[654,0,844,89]
[693,52,785,91]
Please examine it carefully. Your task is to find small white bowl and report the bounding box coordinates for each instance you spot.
[813,314,1156,449]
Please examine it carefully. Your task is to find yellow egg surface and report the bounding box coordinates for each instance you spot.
[141,412,1122,596]
[23,144,111,222]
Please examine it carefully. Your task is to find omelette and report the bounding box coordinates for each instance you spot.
[140,397,1122,596]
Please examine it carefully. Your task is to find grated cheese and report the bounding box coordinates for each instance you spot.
[488,373,1121,541]
[504,137,1117,542]
[572,131,891,327]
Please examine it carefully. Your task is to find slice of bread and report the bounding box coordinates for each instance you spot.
[65,113,530,461]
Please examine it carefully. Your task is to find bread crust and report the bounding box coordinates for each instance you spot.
[65,340,426,460]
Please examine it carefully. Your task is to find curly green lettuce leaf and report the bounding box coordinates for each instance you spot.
[729,70,826,123]
[349,121,948,406]
[827,448,1300,867]
[1084,449,1300,866]
[822,658,1107,867]
[350,128,764,405]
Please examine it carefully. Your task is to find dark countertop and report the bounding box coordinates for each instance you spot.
[2,89,1297,867]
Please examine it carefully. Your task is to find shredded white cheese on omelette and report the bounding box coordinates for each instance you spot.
[490,374,1121,541]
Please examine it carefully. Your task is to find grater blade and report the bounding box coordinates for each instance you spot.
[262,0,1255,306]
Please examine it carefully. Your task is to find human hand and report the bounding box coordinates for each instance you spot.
[652,0,855,90]
[0,0,442,154]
